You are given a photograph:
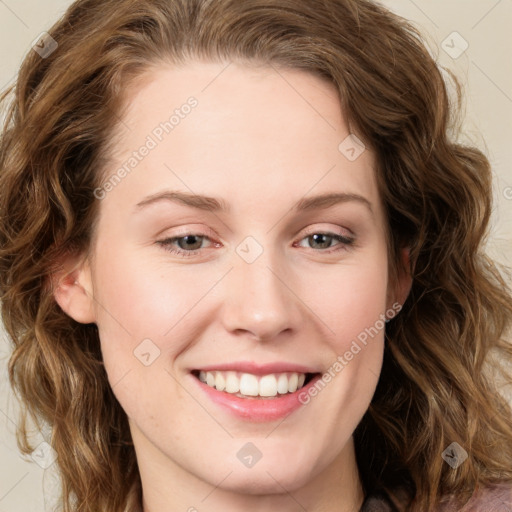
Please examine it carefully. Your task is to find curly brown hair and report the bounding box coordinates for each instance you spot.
[1,0,511,511]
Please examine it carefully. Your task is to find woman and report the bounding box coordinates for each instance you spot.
[1,0,511,511]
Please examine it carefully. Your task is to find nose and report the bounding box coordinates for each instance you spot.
[220,246,304,342]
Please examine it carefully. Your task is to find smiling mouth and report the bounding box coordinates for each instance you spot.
[191,370,318,399]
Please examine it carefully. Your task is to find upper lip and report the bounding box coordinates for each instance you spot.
[192,361,320,375]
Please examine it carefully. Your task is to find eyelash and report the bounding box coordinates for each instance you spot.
[156,229,355,258]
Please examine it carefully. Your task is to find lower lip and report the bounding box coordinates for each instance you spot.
[191,373,321,422]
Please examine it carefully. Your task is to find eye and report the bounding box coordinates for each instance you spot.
[157,229,355,258]
[157,234,214,257]
[295,231,355,253]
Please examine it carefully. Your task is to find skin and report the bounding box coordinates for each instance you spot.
[54,60,411,512]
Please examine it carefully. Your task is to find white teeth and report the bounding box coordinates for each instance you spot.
[225,371,240,393]
[215,372,226,391]
[288,373,299,393]
[277,374,289,394]
[240,373,259,396]
[206,372,215,387]
[259,374,278,397]
[197,370,309,397]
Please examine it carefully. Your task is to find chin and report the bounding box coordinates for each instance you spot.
[214,467,314,496]
[199,453,319,495]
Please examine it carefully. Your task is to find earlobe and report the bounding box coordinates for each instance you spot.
[51,256,96,324]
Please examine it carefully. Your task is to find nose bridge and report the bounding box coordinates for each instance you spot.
[221,238,301,340]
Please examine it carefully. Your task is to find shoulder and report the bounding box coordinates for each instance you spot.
[437,481,512,512]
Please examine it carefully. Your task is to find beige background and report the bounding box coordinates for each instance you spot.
[0,1,511,510]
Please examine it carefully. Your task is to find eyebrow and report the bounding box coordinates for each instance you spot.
[134,190,373,214]
[135,191,229,212]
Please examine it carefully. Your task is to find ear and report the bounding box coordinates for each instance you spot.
[51,253,96,324]
[387,247,413,311]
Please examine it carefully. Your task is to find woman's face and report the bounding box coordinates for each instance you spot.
[63,61,405,499]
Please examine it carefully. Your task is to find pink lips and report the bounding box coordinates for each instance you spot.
[193,361,319,375]
[190,362,322,422]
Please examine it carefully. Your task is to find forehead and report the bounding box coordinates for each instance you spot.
[100,60,381,217]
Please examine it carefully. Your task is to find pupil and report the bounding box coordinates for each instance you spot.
[180,235,201,250]
[311,234,330,249]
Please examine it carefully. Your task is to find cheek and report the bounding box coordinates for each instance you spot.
[299,262,388,445]
[88,244,190,388]
[91,241,208,335]
[310,258,389,353]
